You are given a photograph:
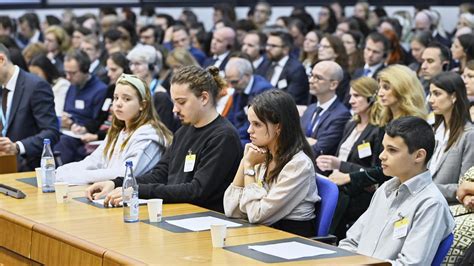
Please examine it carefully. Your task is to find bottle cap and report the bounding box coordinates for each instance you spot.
[43,139,50,144]
[125,161,133,167]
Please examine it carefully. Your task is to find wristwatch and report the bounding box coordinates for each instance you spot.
[243,169,256,176]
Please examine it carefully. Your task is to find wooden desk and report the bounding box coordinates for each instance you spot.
[0,172,388,265]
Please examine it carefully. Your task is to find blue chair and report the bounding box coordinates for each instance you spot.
[314,175,339,237]
[432,233,454,266]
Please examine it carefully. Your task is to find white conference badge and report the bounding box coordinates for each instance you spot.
[358,142,372,159]
[277,79,288,89]
[75,100,85,110]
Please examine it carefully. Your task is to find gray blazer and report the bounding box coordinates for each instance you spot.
[431,123,474,203]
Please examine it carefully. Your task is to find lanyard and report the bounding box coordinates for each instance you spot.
[149,78,161,95]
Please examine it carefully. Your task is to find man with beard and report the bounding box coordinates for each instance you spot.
[263,30,308,105]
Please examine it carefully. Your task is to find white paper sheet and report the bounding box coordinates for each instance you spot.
[248,241,336,260]
[165,216,242,231]
[92,198,148,207]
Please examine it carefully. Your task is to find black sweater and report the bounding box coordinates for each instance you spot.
[113,115,243,212]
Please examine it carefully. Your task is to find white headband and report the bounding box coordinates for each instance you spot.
[116,74,147,99]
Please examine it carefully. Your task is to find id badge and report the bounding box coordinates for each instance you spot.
[358,142,372,159]
[393,217,409,239]
[277,79,288,89]
[101,98,112,111]
[75,100,85,110]
[427,112,435,125]
[184,154,196,172]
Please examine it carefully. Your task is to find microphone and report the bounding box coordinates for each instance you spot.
[0,183,26,199]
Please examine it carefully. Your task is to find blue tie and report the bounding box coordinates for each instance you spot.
[363,68,371,77]
[306,106,323,136]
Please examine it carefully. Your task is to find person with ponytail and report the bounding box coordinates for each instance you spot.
[86,66,243,212]
[56,74,172,185]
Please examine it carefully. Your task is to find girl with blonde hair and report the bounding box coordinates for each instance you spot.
[56,74,172,185]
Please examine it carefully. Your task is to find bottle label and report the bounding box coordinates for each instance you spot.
[130,197,139,217]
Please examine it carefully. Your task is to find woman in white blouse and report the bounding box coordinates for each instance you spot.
[428,71,474,202]
[223,90,320,237]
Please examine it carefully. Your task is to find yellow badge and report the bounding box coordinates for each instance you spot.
[357,142,372,159]
[394,217,409,228]
[184,154,196,172]
[427,112,435,125]
[393,217,409,239]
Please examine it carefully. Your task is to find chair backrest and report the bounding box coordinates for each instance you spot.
[314,175,339,237]
[431,233,454,266]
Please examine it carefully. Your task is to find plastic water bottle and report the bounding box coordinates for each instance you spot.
[123,161,139,223]
[41,139,56,193]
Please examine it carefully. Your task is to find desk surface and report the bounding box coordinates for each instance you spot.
[0,172,387,265]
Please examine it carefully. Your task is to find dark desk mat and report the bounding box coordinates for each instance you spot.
[17,177,38,187]
[142,211,253,233]
[224,237,354,263]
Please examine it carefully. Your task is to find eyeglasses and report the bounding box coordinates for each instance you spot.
[309,74,333,82]
[266,43,284,49]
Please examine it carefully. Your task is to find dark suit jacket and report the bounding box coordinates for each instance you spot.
[336,121,383,173]
[301,99,351,158]
[227,75,273,146]
[6,69,59,171]
[202,52,231,71]
[263,56,309,105]
[352,64,385,80]
[254,56,271,77]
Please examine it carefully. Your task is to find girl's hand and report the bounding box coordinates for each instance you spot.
[243,143,267,168]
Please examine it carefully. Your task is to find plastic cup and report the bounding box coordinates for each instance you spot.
[54,182,68,203]
[210,224,227,248]
[35,167,43,188]
[147,199,163,222]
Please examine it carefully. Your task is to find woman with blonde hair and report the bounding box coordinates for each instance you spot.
[376,64,427,127]
[56,74,173,185]
[161,47,200,92]
[44,25,71,73]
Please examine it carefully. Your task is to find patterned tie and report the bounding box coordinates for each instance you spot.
[306,106,323,136]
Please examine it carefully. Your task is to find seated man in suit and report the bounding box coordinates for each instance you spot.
[339,116,454,265]
[202,27,236,72]
[55,49,108,164]
[352,32,389,80]
[224,57,273,145]
[80,36,108,84]
[264,30,309,105]
[301,61,351,170]
[0,43,59,171]
[171,25,206,66]
[241,31,269,77]
[86,65,243,213]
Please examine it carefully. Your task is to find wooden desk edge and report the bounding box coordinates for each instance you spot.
[32,223,107,257]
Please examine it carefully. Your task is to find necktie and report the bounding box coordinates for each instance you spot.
[266,62,278,82]
[363,68,371,77]
[0,87,8,135]
[306,106,323,136]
